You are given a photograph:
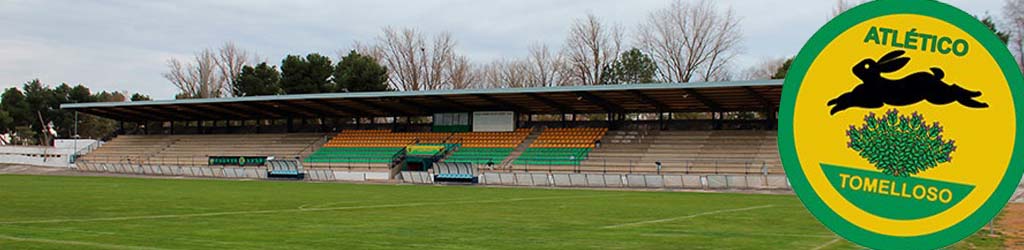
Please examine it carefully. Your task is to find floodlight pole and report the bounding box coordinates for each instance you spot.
[73,111,79,163]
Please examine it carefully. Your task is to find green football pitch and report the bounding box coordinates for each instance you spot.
[0,175,997,249]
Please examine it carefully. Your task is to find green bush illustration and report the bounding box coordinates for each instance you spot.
[846,109,956,177]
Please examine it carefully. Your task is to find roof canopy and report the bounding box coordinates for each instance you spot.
[60,80,783,122]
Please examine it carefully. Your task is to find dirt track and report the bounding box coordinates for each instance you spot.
[0,164,79,175]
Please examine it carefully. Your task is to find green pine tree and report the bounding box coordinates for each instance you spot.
[234,62,282,96]
[333,50,390,92]
[280,53,334,94]
[601,48,658,84]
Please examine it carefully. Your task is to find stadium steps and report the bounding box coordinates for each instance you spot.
[602,130,657,144]
[579,130,655,169]
[500,127,540,168]
[297,133,332,159]
[137,137,180,164]
[388,150,408,180]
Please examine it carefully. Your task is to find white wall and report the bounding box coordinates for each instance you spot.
[0,139,99,168]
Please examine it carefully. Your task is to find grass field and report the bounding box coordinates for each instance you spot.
[0,174,999,249]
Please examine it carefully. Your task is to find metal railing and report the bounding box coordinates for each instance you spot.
[499,157,772,175]
[70,140,104,163]
[296,134,331,158]
[301,154,401,171]
[77,154,303,168]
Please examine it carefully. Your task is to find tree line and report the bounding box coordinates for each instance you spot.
[163,0,1024,98]
[165,43,390,98]
[0,80,149,145]
[167,0,1024,99]
[167,0,742,97]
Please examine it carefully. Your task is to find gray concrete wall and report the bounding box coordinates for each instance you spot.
[71,163,791,190]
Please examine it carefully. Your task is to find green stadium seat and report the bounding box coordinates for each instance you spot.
[514,147,592,166]
[445,147,513,165]
[304,147,404,163]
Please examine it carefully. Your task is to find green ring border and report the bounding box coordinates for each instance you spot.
[778,0,1024,249]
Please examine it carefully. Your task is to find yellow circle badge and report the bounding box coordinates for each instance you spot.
[779,0,1024,249]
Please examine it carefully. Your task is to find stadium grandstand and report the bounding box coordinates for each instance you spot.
[61,80,785,188]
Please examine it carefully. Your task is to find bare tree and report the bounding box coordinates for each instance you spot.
[480,59,534,88]
[740,57,787,80]
[448,55,476,89]
[471,43,570,89]
[163,49,223,99]
[216,42,255,96]
[1007,0,1024,72]
[526,43,570,87]
[831,0,867,19]
[563,13,622,86]
[425,32,456,90]
[636,0,743,83]
[362,27,472,91]
[164,42,256,99]
[700,8,741,82]
[351,41,385,63]
[376,27,425,91]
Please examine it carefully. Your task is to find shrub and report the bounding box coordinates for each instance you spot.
[846,109,956,177]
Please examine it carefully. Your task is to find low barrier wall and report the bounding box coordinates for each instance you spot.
[77,162,390,182]
[76,162,789,190]
[399,171,789,190]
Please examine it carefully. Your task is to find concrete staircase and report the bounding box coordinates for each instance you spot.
[579,130,656,171]
[500,127,541,168]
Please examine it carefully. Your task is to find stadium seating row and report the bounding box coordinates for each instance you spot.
[530,127,607,148]
[79,133,323,166]
[305,147,404,164]
[445,147,513,165]
[449,128,530,148]
[568,130,781,174]
[513,147,592,166]
[306,129,531,170]
[511,128,606,166]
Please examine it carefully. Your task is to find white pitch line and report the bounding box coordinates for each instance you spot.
[639,232,836,239]
[602,204,776,229]
[0,234,168,250]
[0,194,622,225]
[810,237,841,250]
[297,200,368,210]
[297,197,482,211]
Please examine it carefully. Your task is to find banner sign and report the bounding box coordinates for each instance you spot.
[208,156,267,166]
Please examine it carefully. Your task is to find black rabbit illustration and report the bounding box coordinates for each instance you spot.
[827,50,988,115]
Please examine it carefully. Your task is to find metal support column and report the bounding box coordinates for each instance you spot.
[286,118,294,133]
[658,111,665,131]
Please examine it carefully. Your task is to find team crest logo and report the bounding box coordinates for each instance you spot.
[779,0,1024,249]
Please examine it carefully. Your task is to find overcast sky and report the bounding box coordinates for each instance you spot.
[0,0,1005,100]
